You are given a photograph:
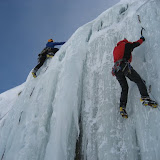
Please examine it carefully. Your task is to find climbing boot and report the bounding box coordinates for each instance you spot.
[120,106,128,119]
[140,96,158,108]
[32,68,38,78]
[32,72,37,78]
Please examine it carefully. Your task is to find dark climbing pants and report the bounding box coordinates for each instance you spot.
[33,48,59,72]
[34,56,46,70]
[115,65,149,107]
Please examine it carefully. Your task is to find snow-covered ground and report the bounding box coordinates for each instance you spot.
[1,0,160,159]
[0,83,25,121]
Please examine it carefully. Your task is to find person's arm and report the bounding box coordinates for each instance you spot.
[131,37,145,50]
[123,37,145,61]
[53,42,65,46]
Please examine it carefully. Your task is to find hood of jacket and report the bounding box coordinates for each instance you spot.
[117,39,129,46]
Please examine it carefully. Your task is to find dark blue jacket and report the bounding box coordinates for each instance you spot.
[46,42,65,48]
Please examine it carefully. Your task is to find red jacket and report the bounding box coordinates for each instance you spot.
[113,38,144,63]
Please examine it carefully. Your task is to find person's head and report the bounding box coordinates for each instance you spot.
[48,39,54,42]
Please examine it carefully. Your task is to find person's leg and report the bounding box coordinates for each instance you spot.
[32,57,46,77]
[115,71,129,108]
[34,57,46,70]
[127,67,158,107]
[126,67,149,97]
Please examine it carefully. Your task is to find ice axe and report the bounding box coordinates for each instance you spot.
[137,15,145,36]
[141,27,145,36]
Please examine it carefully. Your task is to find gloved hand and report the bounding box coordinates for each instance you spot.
[140,36,145,41]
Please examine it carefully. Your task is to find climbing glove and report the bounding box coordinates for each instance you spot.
[140,36,145,41]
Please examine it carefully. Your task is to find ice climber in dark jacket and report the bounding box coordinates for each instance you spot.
[32,39,65,78]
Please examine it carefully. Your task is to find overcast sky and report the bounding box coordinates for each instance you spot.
[0,0,119,93]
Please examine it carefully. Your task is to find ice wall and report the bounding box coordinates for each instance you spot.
[80,0,160,160]
[1,0,160,160]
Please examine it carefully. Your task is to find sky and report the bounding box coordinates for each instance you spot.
[0,0,119,94]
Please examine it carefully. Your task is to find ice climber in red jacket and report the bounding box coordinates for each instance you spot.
[112,37,157,118]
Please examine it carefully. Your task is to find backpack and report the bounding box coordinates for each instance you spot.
[113,40,127,63]
[112,39,129,76]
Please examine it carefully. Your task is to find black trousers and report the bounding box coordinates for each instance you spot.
[34,48,59,71]
[34,56,46,70]
[115,64,149,107]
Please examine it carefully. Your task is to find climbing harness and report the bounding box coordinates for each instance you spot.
[112,59,132,76]
[122,61,132,74]
[112,59,123,76]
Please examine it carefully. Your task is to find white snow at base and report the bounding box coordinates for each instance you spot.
[0,83,25,121]
[1,0,160,160]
